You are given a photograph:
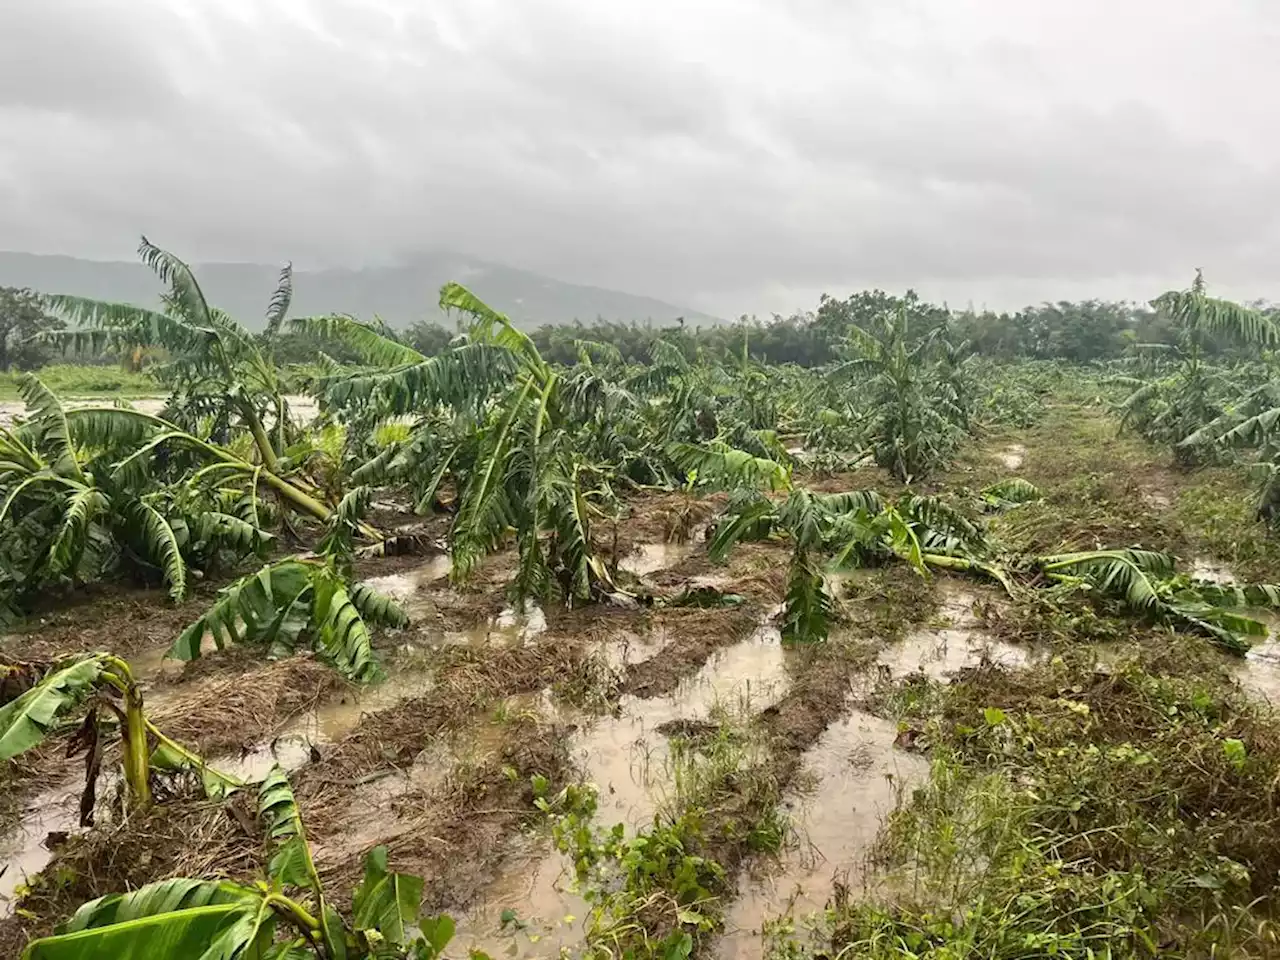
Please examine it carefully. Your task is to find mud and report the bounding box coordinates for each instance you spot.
[719,710,928,960]
[621,541,694,577]
[1191,557,1236,585]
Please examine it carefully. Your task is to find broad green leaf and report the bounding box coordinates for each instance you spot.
[26,879,270,960]
[0,656,106,761]
[353,846,424,946]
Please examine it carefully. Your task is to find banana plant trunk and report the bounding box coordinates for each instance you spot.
[121,683,153,807]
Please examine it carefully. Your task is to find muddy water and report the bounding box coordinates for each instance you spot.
[360,555,453,621]
[455,624,795,957]
[0,783,83,913]
[719,710,928,960]
[0,394,320,429]
[621,542,693,577]
[998,443,1026,469]
[580,625,794,828]
[0,661,441,909]
[1191,558,1235,585]
[877,585,1028,681]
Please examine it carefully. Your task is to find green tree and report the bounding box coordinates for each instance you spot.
[0,286,63,370]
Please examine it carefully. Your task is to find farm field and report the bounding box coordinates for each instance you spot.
[4,248,1280,959]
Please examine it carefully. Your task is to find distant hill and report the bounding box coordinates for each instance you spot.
[0,251,721,331]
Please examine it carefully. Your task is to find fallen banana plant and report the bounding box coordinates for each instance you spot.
[0,653,242,821]
[21,767,461,960]
[168,556,407,682]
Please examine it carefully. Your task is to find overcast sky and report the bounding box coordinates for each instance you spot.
[2,0,1278,317]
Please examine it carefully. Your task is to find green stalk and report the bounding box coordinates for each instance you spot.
[240,400,281,472]
[144,720,246,796]
[103,657,152,808]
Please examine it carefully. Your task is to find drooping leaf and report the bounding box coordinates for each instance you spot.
[0,656,107,761]
[125,500,188,602]
[352,846,424,946]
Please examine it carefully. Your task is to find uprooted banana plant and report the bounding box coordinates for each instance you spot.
[167,489,407,681]
[679,439,990,643]
[1032,550,1280,653]
[0,654,241,821]
[21,766,464,960]
[686,439,1280,652]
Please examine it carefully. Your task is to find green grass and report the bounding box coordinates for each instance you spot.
[0,365,160,399]
[785,641,1280,959]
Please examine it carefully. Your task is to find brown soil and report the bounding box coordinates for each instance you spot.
[622,608,760,698]
[0,786,262,956]
[0,585,214,664]
[148,654,352,757]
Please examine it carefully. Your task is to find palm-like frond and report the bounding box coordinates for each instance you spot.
[440,282,544,372]
[125,501,187,602]
[139,236,214,328]
[311,575,382,682]
[668,440,790,492]
[1153,289,1279,346]
[981,478,1043,508]
[290,314,424,366]
[0,655,107,760]
[264,263,293,337]
[18,375,84,481]
[1039,549,1174,611]
[48,487,107,576]
[782,548,830,644]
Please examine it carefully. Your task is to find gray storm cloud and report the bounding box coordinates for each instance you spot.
[1,0,1278,317]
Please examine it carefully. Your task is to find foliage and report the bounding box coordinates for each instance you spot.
[821,651,1280,959]
[170,492,406,681]
[0,653,242,815]
[0,287,64,371]
[21,767,463,960]
[830,305,972,479]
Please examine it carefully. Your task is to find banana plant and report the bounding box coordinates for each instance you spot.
[680,439,987,642]
[829,304,968,480]
[0,653,242,819]
[1116,272,1279,461]
[20,767,462,960]
[1035,549,1280,653]
[300,284,614,605]
[0,376,282,622]
[167,489,407,681]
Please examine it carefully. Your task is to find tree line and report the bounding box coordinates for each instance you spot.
[1,282,1270,372]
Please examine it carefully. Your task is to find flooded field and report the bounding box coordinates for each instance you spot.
[4,389,1280,960]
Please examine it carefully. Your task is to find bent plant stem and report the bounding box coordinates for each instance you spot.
[264,891,322,943]
[101,656,152,807]
[144,720,246,796]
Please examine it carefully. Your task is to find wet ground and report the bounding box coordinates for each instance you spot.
[3,422,1279,959]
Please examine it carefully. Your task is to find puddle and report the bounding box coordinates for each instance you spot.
[997,443,1026,469]
[0,783,82,914]
[454,838,590,959]
[1142,488,1172,510]
[877,585,1028,681]
[360,554,452,621]
[455,627,794,955]
[216,667,438,782]
[719,710,928,960]
[1191,558,1235,585]
[621,542,692,577]
[577,625,793,830]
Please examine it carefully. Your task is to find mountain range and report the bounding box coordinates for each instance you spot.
[0,251,721,331]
